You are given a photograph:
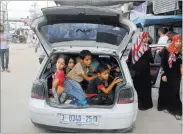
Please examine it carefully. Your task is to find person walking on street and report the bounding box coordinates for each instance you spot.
[0,24,11,72]
[127,32,154,111]
[157,35,182,120]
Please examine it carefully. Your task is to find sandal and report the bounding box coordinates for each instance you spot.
[175,115,182,120]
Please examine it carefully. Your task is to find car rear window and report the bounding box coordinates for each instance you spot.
[40,23,128,46]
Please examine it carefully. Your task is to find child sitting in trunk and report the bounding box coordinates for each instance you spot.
[99,58,121,78]
[65,50,98,105]
[52,55,67,104]
[65,57,76,74]
[86,64,120,105]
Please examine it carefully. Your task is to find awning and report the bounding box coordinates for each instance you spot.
[133,15,182,27]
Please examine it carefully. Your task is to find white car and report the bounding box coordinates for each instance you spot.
[29,5,138,133]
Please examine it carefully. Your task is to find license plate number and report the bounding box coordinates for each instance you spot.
[60,114,98,124]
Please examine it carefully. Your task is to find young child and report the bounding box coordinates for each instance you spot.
[66,57,76,74]
[52,55,67,104]
[65,50,97,104]
[99,58,121,77]
[167,38,172,44]
[86,64,120,105]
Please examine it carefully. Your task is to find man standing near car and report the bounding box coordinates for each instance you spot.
[154,28,169,52]
[0,24,11,72]
[157,28,169,45]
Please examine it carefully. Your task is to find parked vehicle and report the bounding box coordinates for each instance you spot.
[11,28,27,43]
[11,33,19,43]
[29,5,138,133]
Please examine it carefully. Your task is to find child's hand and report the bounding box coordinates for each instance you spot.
[113,77,121,84]
[162,76,167,82]
[107,64,112,70]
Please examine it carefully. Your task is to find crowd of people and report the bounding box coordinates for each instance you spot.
[50,26,182,121]
[126,27,182,120]
[1,22,182,120]
[51,50,121,105]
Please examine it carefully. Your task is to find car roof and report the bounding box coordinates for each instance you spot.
[53,0,139,6]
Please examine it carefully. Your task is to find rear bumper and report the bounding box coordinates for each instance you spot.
[32,120,135,133]
[29,99,138,131]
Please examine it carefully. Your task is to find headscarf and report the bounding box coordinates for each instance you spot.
[167,34,182,68]
[131,32,149,64]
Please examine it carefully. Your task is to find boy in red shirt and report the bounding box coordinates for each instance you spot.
[86,64,120,105]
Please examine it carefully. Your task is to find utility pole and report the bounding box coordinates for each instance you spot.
[0,1,5,24]
[0,0,10,32]
[46,0,48,7]
[0,1,10,23]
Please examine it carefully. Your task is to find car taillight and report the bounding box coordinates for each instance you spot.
[31,80,45,99]
[117,87,134,104]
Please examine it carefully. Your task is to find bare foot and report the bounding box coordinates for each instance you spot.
[1,69,5,72]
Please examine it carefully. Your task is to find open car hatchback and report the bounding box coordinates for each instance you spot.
[29,4,138,133]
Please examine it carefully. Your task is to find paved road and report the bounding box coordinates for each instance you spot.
[1,43,182,133]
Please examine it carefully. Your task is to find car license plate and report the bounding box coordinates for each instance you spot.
[60,114,98,125]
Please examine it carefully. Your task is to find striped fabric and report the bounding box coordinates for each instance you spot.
[132,32,149,64]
